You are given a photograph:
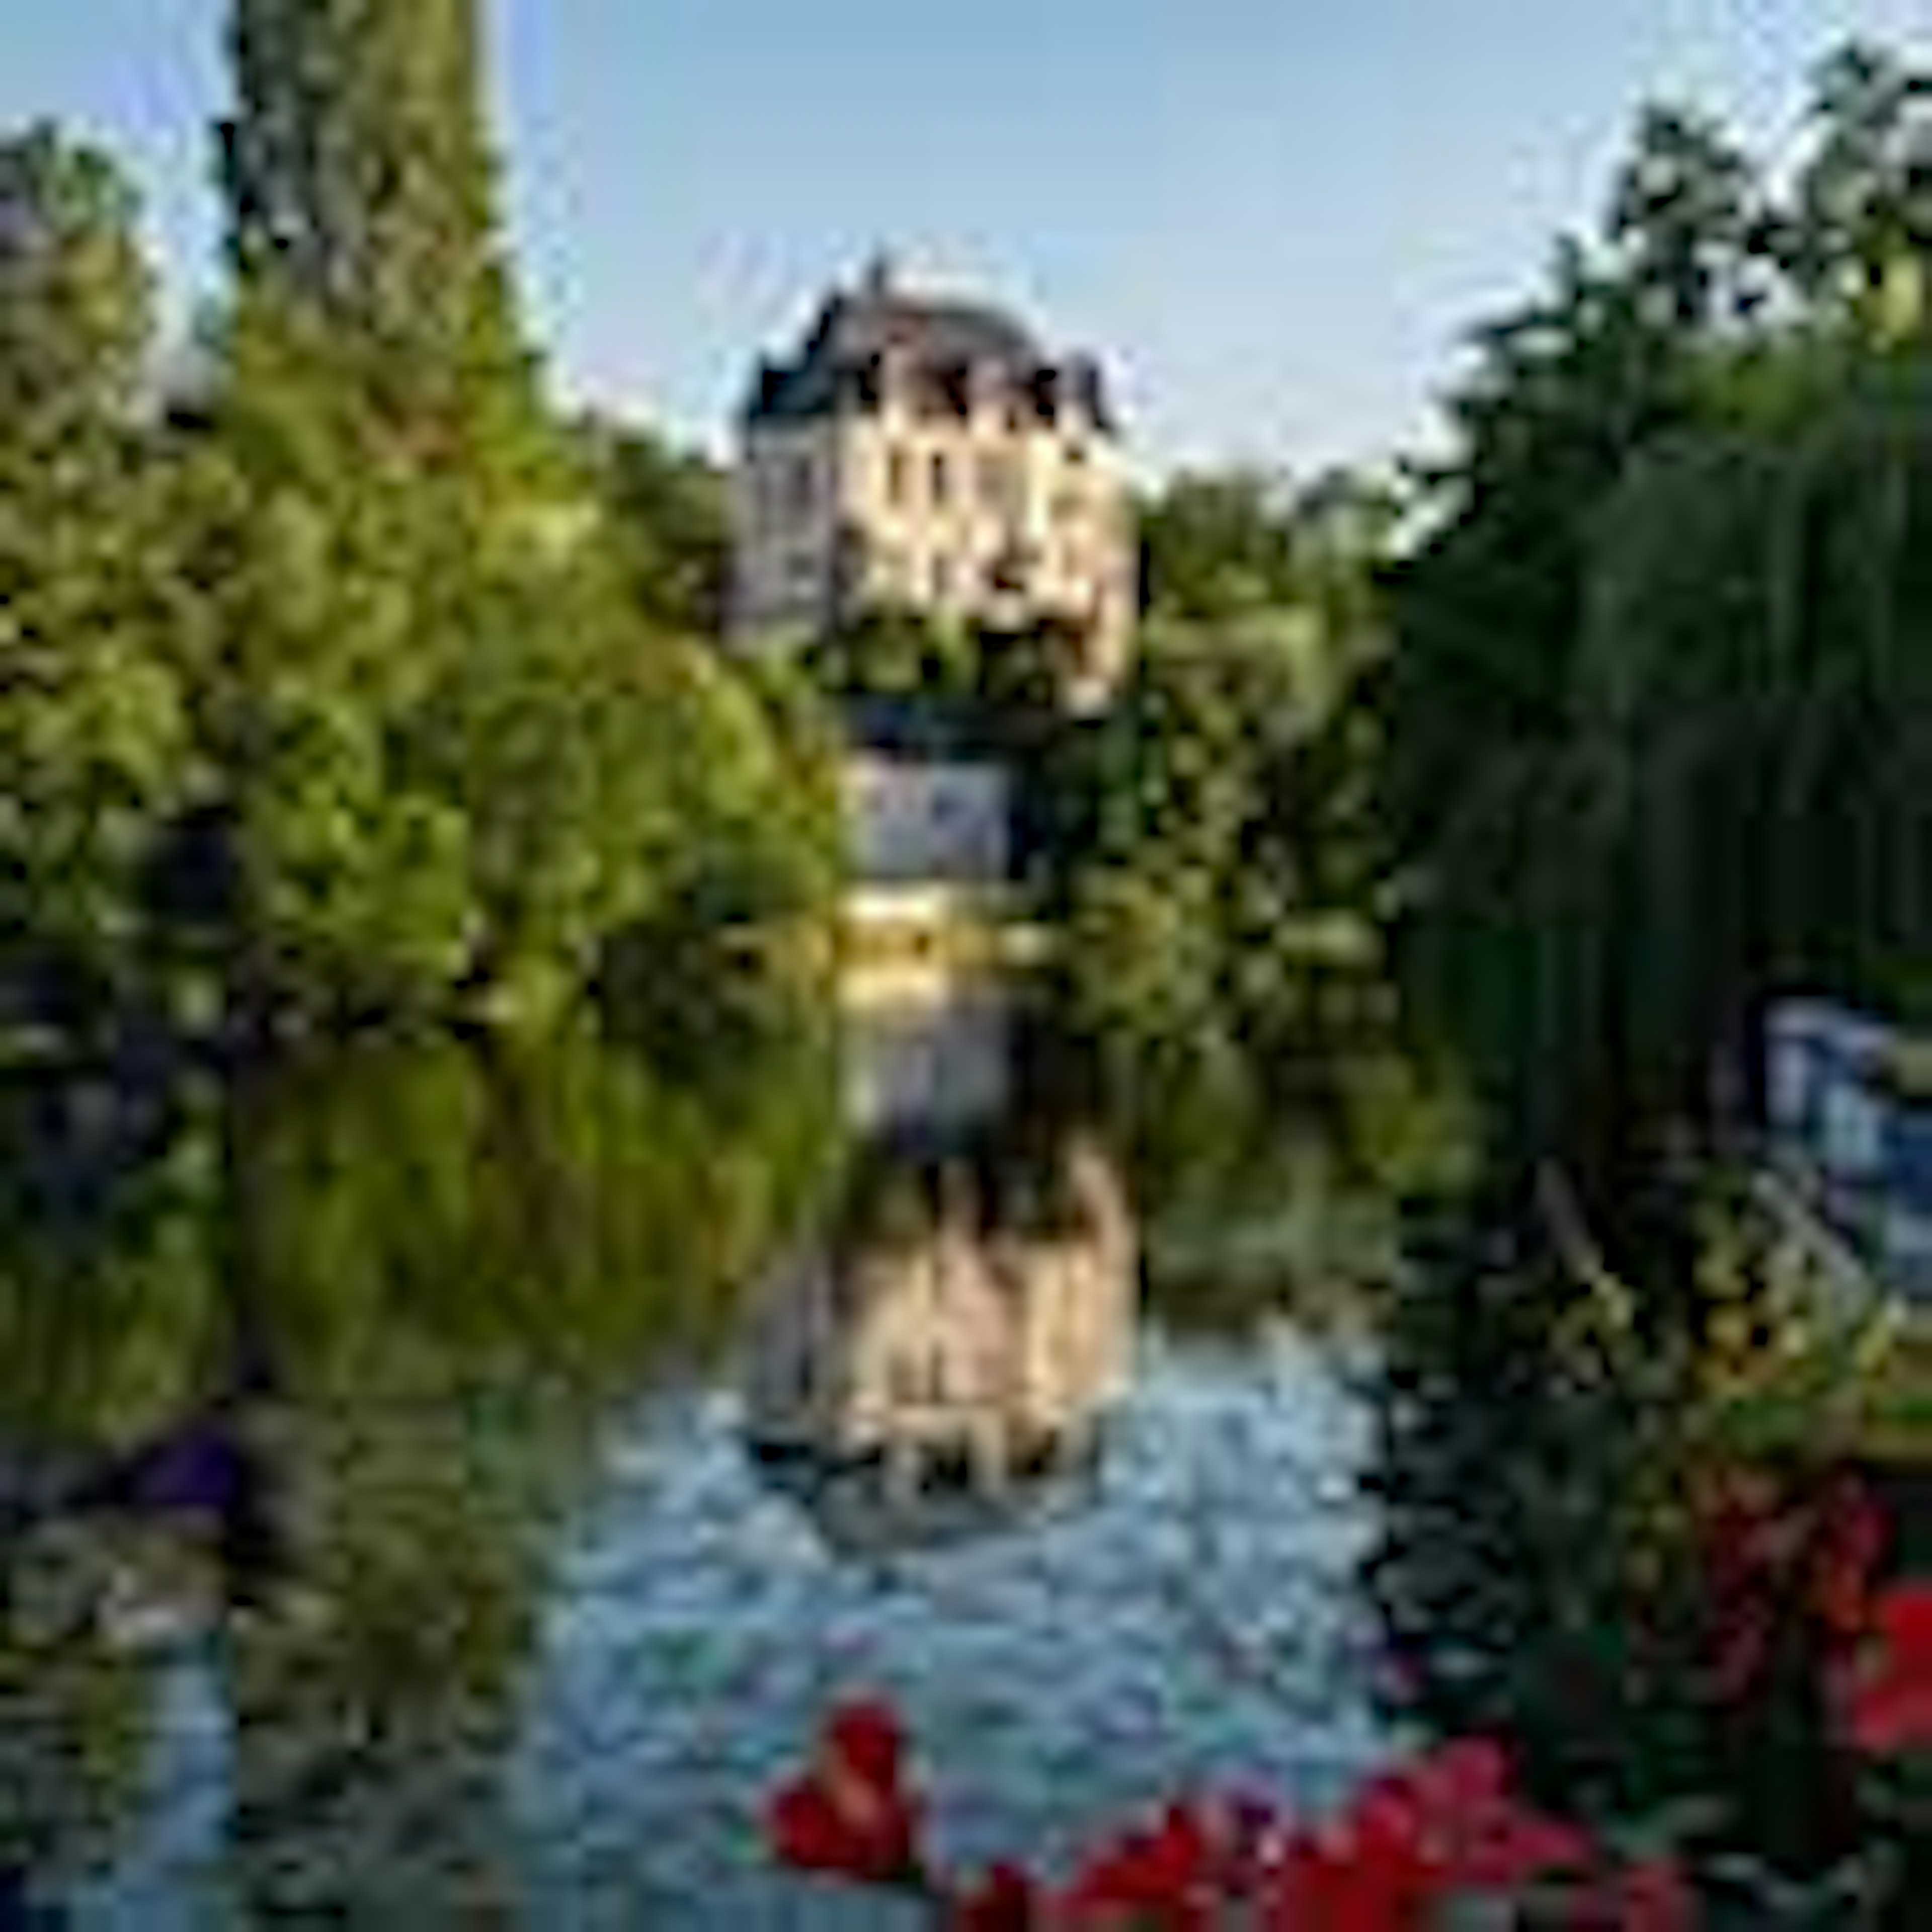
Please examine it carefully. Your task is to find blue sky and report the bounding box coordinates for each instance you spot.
[3,3,1924,476]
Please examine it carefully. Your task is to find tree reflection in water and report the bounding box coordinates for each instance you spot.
[0,1014,840,1922]
[0,996,1485,1922]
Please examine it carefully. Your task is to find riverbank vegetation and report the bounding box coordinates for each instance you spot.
[1040,469,1395,1067]
[2,3,836,1068]
[1345,41,1932,1925]
[1385,38,1932,1206]
[8,9,1928,1142]
[11,13,1932,1922]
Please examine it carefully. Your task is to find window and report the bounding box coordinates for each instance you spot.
[887,446,910,506]
[930,450,950,508]
[788,453,814,519]
[979,451,1017,516]
[938,362,973,419]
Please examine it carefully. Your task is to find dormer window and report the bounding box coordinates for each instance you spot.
[939,362,974,418]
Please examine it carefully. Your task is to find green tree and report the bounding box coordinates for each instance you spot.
[1392,41,1932,1196]
[220,0,534,436]
[575,417,731,635]
[1,4,840,1060]
[1606,105,1765,329]
[1042,457,1393,1059]
[1140,469,1296,622]
[0,124,153,426]
[1781,42,1932,339]
[799,603,978,706]
[1050,606,1381,1057]
[0,126,196,1035]
[1380,245,1700,872]
[169,296,482,1020]
[194,0,835,1030]
[1570,353,1932,1113]
[191,0,558,1019]
[1382,70,1797,1172]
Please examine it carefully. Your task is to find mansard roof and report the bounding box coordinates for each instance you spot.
[817,285,1040,372]
[743,260,1116,432]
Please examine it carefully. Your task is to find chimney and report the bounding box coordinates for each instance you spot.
[861,250,896,301]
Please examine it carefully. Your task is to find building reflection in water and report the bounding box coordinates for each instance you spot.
[743,995,1139,1551]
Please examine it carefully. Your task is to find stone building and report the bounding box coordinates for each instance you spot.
[729,257,1136,707]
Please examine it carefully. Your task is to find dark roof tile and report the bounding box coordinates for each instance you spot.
[745,269,1115,429]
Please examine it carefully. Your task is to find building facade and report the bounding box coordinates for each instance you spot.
[729,258,1136,706]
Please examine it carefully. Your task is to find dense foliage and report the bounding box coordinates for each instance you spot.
[1386,39,1932,1195]
[1366,1150,1932,1926]
[1,6,834,1059]
[0,128,198,1039]
[571,418,732,637]
[796,602,1099,732]
[1043,470,1394,1064]
[221,0,533,430]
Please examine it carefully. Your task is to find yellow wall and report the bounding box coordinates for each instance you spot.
[730,360,1136,699]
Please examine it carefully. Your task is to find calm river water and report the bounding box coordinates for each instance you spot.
[0,995,1461,1926]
